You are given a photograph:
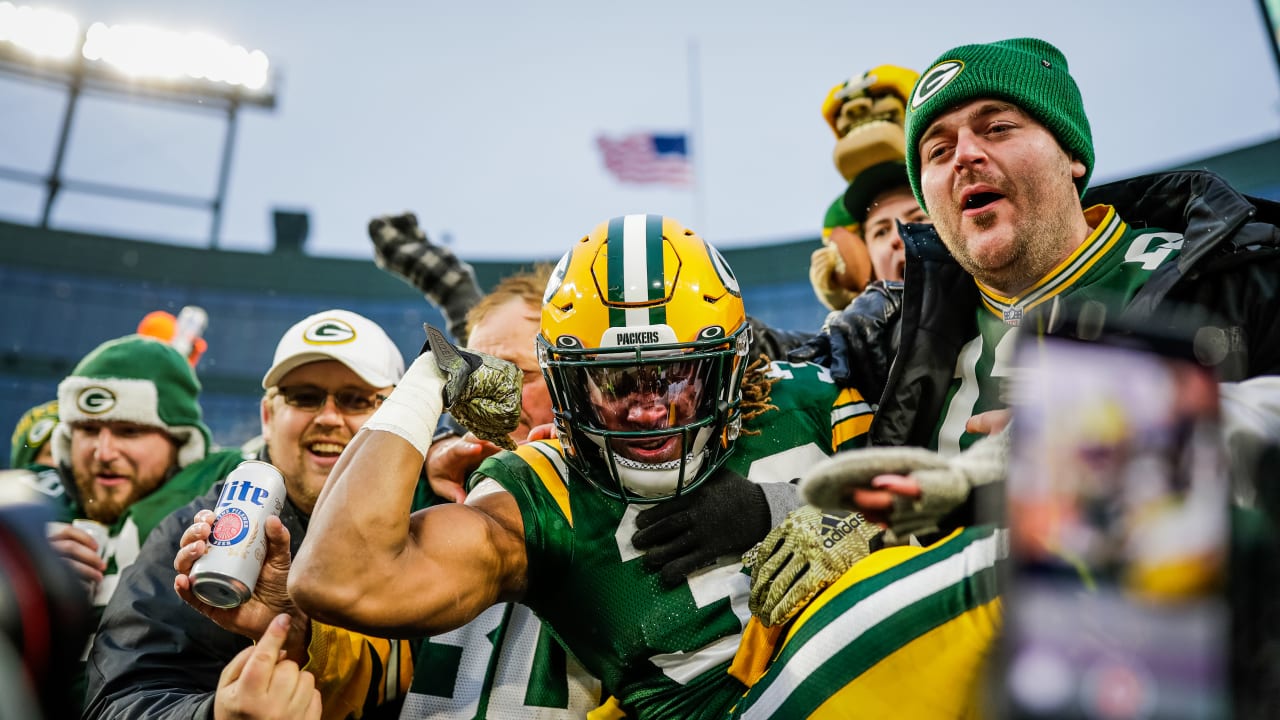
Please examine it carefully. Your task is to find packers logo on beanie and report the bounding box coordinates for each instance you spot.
[10,399,58,469]
[904,37,1094,211]
[51,335,211,470]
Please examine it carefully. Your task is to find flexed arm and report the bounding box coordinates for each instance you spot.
[290,329,526,637]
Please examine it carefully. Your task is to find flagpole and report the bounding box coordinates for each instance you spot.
[687,37,707,237]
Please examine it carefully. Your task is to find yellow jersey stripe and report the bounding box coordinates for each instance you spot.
[742,529,1006,718]
[831,388,873,448]
[977,205,1124,319]
[806,598,1001,719]
[515,441,573,527]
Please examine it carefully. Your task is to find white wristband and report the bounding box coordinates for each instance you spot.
[361,352,446,458]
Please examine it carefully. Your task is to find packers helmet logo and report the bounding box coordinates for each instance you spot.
[303,319,356,345]
[911,60,963,110]
[77,387,117,415]
[544,250,571,304]
[27,417,56,444]
[706,244,740,298]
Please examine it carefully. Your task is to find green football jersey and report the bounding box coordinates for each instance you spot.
[470,361,870,719]
[933,205,1185,455]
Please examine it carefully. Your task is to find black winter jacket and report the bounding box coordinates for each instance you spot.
[83,476,310,720]
[870,170,1280,447]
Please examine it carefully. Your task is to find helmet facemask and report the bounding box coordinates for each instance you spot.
[540,327,751,502]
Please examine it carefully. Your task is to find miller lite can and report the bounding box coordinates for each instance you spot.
[190,460,286,609]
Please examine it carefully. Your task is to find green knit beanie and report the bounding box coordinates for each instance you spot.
[904,37,1093,210]
[51,335,211,469]
[10,399,58,468]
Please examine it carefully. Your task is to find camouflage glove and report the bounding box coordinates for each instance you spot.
[799,428,1010,544]
[743,506,881,627]
[423,324,520,450]
[369,213,482,343]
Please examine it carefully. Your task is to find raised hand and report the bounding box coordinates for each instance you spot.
[424,324,521,450]
[368,212,481,343]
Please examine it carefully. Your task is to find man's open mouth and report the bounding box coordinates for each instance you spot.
[307,441,346,458]
[964,192,1004,211]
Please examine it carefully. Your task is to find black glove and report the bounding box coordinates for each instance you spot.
[787,280,903,398]
[369,213,482,343]
[632,467,771,587]
[746,317,814,363]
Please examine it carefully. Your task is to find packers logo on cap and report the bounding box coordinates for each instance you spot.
[78,387,117,415]
[911,60,964,110]
[303,319,356,345]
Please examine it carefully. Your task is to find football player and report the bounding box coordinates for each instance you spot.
[292,214,872,718]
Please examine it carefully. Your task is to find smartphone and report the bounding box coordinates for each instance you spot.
[998,331,1229,719]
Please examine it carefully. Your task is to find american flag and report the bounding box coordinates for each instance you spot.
[595,133,693,187]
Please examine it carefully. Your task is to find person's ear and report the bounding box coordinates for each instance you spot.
[1070,156,1087,181]
[260,396,273,437]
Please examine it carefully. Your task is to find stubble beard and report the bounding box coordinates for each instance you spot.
[941,196,1077,297]
[74,466,164,525]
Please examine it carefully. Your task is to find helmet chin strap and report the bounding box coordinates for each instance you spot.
[615,451,708,499]
[605,425,714,499]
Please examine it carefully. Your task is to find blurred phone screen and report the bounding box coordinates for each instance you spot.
[1001,334,1228,719]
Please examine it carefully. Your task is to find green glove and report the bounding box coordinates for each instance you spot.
[743,506,881,627]
[423,324,521,450]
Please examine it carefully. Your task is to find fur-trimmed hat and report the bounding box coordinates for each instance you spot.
[52,335,210,469]
[10,399,58,468]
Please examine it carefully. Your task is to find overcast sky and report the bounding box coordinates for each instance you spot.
[2,0,1279,261]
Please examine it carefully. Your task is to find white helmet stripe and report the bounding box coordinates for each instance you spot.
[622,213,653,326]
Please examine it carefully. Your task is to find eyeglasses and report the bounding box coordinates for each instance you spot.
[270,385,386,414]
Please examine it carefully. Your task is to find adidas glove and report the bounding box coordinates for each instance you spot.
[423,324,521,450]
[743,506,881,628]
[369,213,482,343]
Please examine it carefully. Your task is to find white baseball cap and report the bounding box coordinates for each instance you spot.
[262,309,406,389]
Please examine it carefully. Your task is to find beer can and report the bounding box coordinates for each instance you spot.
[72,518,110,560]
[190,460,286,609]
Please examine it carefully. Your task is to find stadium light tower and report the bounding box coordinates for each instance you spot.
[0,2,277,247]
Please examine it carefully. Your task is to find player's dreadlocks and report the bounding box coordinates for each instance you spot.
[738,354,779,436]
